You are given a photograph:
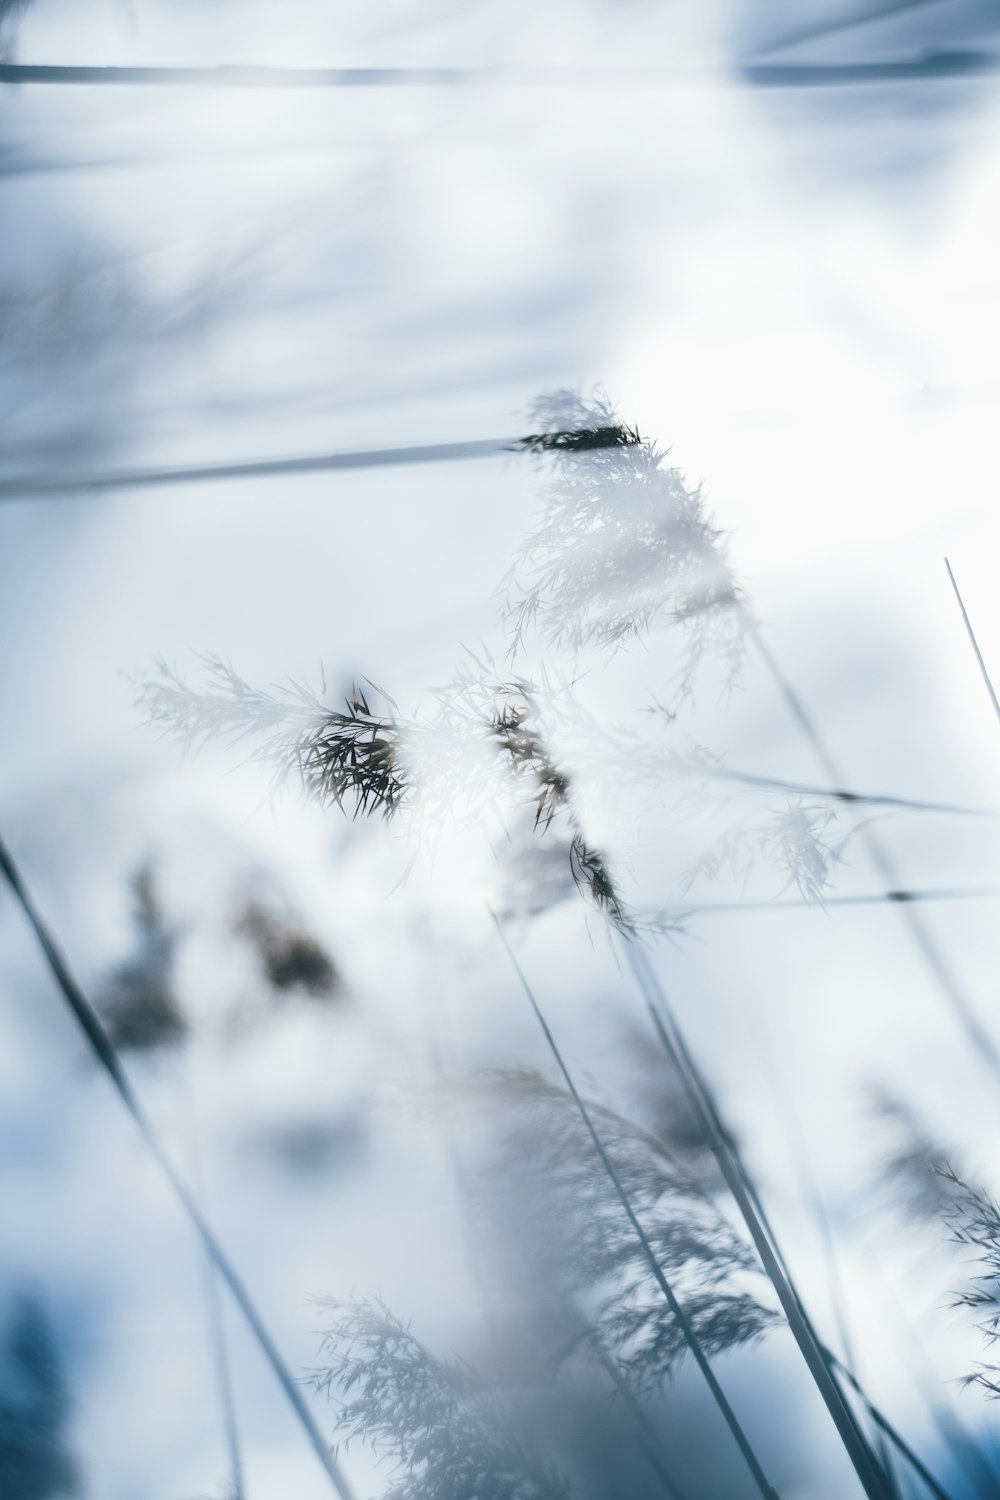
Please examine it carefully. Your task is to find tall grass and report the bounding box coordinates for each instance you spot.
[128,387,997,1498]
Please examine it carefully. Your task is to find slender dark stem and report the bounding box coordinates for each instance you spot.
[1,56,996,89]
[631,943,956,1500]
[825,1352,955,1500]
[695,762,1000,820]
[200,1240,246,1500]
[184,1078,246,1500]
[755,1047,965,1500]
[862,1258,1000,1494]
[582,1320,693,1500]
[0,437,518,500]
[421,976,685,1500]
[638,966,953,1494]
[640,885,1000,919]
[0,832,355,1500]
[622,940,895,1500]
[489,908,782,1500]
[749,1029,903,1497]
[944,558,1000,730]
[0,426,635,501]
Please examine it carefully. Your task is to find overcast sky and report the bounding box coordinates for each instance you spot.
[3,5,1000,1499]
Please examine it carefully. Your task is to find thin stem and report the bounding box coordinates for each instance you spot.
[489,908,782,1500]
[824,1353,955,1500]
[421,968,686,1500]
[183,1074,246,1500]
[1,56,996,88]
[200,1238,246,1500]
[860,1250,1000,1495]
[761,1015,995,1494]
[944,558,1000,730]
[748,1022,904,1497]
[581,1318,693,1500]
[639,885,1000,919]
[0,437,518,500]
[695,763,1000,821]
[0,832,355,1500]
[0,427,633,502]
[622,940,895,1500]
[627,961,952,1499]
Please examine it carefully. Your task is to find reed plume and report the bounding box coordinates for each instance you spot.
[456,1067,778,1386]
[501,390,744,688]
[135,657,404,818]
[311,1298,573,1500]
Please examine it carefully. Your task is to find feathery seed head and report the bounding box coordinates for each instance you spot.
[502,390,745,687]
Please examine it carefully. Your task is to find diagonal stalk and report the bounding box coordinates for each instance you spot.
[184,1075,246,1500]
[630,940,952,1497]
[579,1312,693,1500]
[421,975,688,1500]
[826,1352,953,1500]
[622,939,898,1500]
[0,832,355,1500]
[945,558,1000,729]
[490,908,782,1500]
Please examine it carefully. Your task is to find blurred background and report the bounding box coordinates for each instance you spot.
[3,3,1000,1498]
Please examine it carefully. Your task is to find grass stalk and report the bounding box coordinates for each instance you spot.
[825,1354,953,1500]
[580,1316,693,1500]
[183,1076,246,1500]
[621,939,897,1500]
[0,831,355,1500]
[694,763,1000,820]
[198,1232,246,1500]
[489,907,782,1500]
[0,425,635,502]
[1,56,996,89]
[637,946,954,1499]
[944,559,1000,729]
[421,976,688,1500]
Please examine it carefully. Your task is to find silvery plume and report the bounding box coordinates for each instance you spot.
[503,390,745,689]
